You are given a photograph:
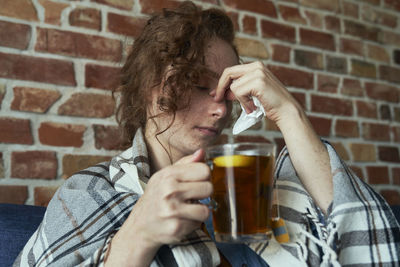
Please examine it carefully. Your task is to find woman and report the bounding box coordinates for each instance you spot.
[15,2,399,266]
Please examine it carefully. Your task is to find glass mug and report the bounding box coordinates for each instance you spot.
[205,142,276,243]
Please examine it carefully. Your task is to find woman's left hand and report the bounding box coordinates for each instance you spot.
[211,61,301,127]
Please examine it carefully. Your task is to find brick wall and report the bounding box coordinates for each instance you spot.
[0,0,399,207]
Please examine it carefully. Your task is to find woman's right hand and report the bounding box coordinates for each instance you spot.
[105,149,212,266]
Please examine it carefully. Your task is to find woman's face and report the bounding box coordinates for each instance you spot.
[147,38,238,161]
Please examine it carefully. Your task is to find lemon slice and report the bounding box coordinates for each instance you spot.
[213,155,255,167]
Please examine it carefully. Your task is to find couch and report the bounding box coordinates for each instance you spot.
[1,203,399,266]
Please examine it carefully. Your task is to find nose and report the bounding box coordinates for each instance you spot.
[210,97,230,119]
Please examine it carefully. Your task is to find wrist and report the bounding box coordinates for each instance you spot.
[105,224,161,267]
[274,102,308,132]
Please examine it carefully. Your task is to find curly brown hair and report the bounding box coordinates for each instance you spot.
[115,1,237,147]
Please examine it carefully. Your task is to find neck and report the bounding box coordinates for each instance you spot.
[144,129,174,174]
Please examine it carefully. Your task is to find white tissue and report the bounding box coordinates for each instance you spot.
[232,96,266,135]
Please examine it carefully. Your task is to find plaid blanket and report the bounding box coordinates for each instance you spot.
[14,130,400,266]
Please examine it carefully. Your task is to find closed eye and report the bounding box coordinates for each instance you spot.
[194,85,210,91]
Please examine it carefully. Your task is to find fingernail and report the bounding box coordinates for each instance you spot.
[193,149,202,157]
[209,89,216,96]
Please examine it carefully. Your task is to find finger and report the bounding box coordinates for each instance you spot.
[178,181,213,200]
[174,149,205,165]
[214,62,265,102]
[176,203,210,222]
[168,162,211,182]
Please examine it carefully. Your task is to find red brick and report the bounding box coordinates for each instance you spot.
[362,6,397,28]
[93,124,123,150]
[38,0,69,25]
[380,190,400,205]
[384,0,400,11]
[236,36,270,60]
[35,28,122,62]
[11,87,61,113]
[383,31,400,46]
[311,95,353,116]
[242,15,257,35]
[380,105,391,120]
[340,38,364,56]
[367,166,389,184]
[271,44,290,63]
[268,65,313,89]
[335,119,359,137]
[350,143,376,162]
[326,56,348,74]
[378,146,400,163]
[325,16,340,33]
[0,152,4,178]
[351,59,376,79]
[58,93,115,118]
[224,0,277,17]
[341,78,364,97]
[62,154,112,178]
[300,0,340,12]
[69,7,101,30]
[39,122,86,147]
[92,0,134,10]
[0,21,31,50]
[362,122,390,141]
[107,13,146,37]
[0,117,33,144]
[279,5,306,24]
[317,74,339,93]
[393,126,400,142]
[0,0,38,21]
[85,64,120,90]
[395,107,400,122]
[294,49,323,70]
[11,151,57,179]
[261,20,295,43]
[0,185,28,204]
[393,167,400,185]
[379,65,400,84]
[342,1,359,18]
[365,82,399,103]
[344,20,381,43]
[300,28,335,51]
[367,44,390,63]
[0,52,76,86]
[34,186,59,207]
[308,116,332,137]
[304,10,323,28]
[356,100,378,119]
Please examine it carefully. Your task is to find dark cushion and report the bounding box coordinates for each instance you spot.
[0,203,46,267]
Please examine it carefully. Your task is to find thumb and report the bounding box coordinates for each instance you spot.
[174,149,205,165]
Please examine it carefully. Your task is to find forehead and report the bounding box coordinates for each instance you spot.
[204,39,238,78]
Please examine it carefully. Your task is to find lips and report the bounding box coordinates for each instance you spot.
[195,126,219,136]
